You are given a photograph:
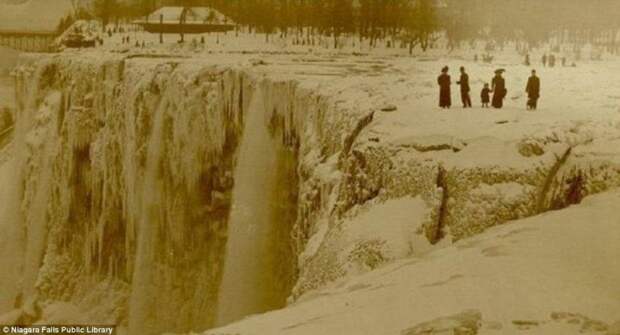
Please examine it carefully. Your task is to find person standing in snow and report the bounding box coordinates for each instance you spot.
[481,83,491,108]
[491,69,506,109]
[542,54,547,67]
[549,54,556,67]
[526,69,541,110]
[457,66,472,108]
[437,66,452,109]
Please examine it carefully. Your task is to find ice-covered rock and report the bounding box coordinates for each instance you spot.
[0,50,619,335]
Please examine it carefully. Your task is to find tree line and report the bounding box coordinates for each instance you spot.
[76,0,620,53]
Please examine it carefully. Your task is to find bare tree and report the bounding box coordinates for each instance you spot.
[93,0,118,28]
[404,0,438,53]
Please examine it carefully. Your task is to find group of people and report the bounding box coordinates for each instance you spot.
[525,53,576,68]
[437,66,541,110]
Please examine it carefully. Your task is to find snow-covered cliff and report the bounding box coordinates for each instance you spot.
[1,51,619,335]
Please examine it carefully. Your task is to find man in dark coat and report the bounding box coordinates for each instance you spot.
[457,66,472,108]
[526,69,541,110]
[437,66,451,109]
[491,69,506,109]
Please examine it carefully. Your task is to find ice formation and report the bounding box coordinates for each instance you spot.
[0,54,306,334]
[216,86,293,326]
[0,50,619,335]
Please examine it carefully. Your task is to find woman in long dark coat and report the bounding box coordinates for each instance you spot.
[437,66,451,109]
[491,70,506,108]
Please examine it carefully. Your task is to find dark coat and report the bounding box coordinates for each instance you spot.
[526,75,540,98]
[438,73,451,107]
[491,75,506,108]
[457,73,470,92]
[481,88,491,103]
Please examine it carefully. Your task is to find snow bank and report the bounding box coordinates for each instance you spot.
[203,190,620,335]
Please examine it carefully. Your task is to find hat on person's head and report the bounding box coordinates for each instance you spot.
[495,68,505,74]
[460,66,465,71]
[442,66,449,73]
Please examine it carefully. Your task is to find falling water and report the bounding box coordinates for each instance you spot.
[128,99,168,335]
[215,88,284,326]
[0,158,22,314]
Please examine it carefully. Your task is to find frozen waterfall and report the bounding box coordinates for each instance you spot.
[216,88,285,326]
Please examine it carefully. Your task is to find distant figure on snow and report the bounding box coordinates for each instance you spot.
[457,66,472,108]
[481,83,491,108]
[542,54,547,67]
[491,69,507,109]
[548,54,556,67]
[524,54,530,66]
[437,66,452,109]
[526,69,541,110]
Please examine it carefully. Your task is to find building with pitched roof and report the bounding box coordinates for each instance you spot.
[135,6,235,34]
[0,0,72,52]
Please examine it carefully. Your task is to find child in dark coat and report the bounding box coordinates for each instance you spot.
[481,83,491,108]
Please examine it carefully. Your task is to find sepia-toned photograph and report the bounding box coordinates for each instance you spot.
[0,0,619,334]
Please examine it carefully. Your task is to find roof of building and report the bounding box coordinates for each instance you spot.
[141,6,233,26]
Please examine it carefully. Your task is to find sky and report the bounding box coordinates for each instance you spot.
[0,0,72,32]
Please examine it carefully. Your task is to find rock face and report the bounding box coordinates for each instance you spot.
[0,52,619,335]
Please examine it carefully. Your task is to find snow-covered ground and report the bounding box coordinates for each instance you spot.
[201,190,620,335]
[0,31,619,335]
[92,27,620,147]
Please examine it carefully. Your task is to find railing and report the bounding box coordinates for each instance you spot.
[0,30,58,52]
